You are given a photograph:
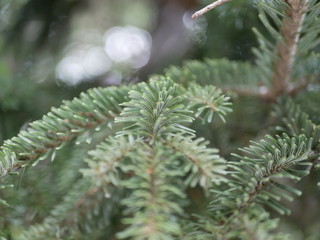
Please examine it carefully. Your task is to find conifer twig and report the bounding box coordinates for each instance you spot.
[192,0,232,19]
[271,0,310,96]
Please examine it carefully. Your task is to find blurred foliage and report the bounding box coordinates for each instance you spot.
[193,0,262,60]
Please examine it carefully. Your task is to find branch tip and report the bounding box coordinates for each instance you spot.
[192,0,232,19]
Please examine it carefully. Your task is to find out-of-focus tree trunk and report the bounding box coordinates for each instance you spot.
[141,0,198,76]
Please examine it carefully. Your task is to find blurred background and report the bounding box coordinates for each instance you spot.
[0,0,260,143]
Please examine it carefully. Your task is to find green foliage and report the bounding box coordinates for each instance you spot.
[186,134,312,239]
[1,0,320,239]
[185,83,232,123]
[116,77,194,138]
[16,178,121,240]
[118,143,185,239]
[0,76,231,239]
[251,0,288,82]
[228,134,312,214]
[253,0,320,84]
[182,207,289,240]
[296,0,320,58]
[0,86,130,177]
[294,53,320,82]
[164,58,264,92]
[273,98,320,149]
[82,136,138,190]
[164,134,226,189]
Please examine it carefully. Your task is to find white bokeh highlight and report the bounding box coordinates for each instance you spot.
[56,46,111,85]
[104,26,152,68]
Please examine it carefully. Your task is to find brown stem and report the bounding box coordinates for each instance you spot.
[139,147,161,237]
[192,0,232,19]
[226,0,310,102]
[271,0,309,97]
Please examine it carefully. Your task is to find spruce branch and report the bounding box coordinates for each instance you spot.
[184,83,232,123]
[232,134,312,213]
[163,59,272,100]
[273,98,320,149]
[116,77,194,140]
[118,143,185,239]
[206,134,312,237]
[17,178,121,240]
[181,207,289,240]
[81,135,139,190]
[165,134,226,189]
[20,137,139,239]
[296,0,320,55]
[271,0,310,97]
[237,209,290,240]
[0,86,130,177]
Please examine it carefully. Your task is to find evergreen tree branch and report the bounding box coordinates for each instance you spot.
[18,136,137,239]
[273,98,320,150]
[164,134,226,189]
[0,86,130,177]
[17,178,121,240]
[248,0,319,100]
[237,209,289,240]
[174,0,319,103]
[118,143,185,239]
[207,134,312,237]
[184,83,232,123]
[271,0,310,97]
[163,59,273,100]
[115,78,230,237]
[295,0,320,63]
[181,207,289,240]
[116,77,194,140]
[81,136,139,190]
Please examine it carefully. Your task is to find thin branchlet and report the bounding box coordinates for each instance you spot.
[192,0,232,19]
